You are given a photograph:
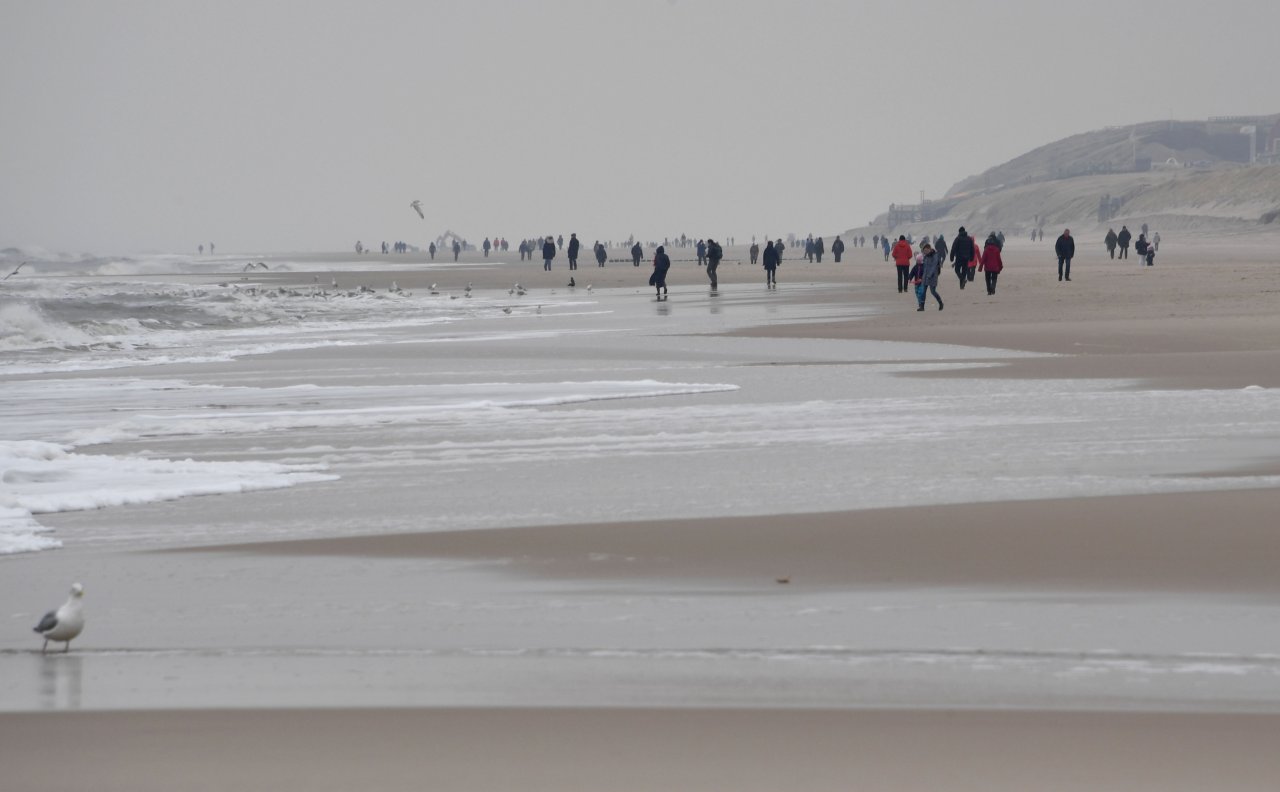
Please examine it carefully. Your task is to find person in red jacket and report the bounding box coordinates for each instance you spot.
[978,232,1003,295]
[890,235,914,293]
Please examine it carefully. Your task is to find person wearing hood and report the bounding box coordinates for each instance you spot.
[1104,228,1118,259]
[831,236,845,263]
[933,234,947,262]
[978,232,1004,295]
[631,241,643,266]
[762,238,780,288]
[567,234,580,270]
[909,242,944,311]
[650,245,671,299]
[890,235,914,293]
[814,236,825,263]
[1055,228,1076,281]
[541,236,556,271]
[948,226,977,289]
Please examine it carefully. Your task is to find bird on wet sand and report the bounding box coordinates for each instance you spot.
[34,583,86,653]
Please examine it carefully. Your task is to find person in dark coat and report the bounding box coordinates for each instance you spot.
[567,234,580,270]
[705,238,723,289]
[934,234,947,262]
[773,239,785,269]
[979,232,1003,295]
[541,236,556,271]
[1055,229,1075,281]
[595,241,607,267]
[1116,225,1131,259]
[1104,228,1118,259]
[650,245,671,299]
[696,240,707,265]
[428,242,436,260]
[631,242,643,266]
[452,239,462,261]
[1134,234,1155,266]
[914,242,944,311]
[948,226,976,289]
[831,236,845,262]
[814,236,825,263]
[762,238,780,288]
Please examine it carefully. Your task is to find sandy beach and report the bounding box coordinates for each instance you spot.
[3,232,1280,790]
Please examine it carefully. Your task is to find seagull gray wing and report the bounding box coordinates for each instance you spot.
[34,610,58,634]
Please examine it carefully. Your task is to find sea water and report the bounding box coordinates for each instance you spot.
[3,248,1280,554]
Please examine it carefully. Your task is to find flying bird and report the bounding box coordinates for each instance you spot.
[3,262,26,281]
[410,200,424,219]
[34,583,86,653]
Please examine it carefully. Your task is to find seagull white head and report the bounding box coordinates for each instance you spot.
[71,583,84,598]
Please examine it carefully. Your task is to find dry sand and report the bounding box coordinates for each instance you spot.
[10,232,1280,790]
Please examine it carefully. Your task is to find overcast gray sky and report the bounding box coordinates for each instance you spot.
[2,0,1277,254]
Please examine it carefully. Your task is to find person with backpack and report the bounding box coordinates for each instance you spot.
[705,238,723,289]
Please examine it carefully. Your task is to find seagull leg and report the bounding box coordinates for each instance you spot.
[64,642,71,653]
[42,639,48,654]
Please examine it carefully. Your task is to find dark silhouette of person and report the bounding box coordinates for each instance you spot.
[1104,228,1118,259]
[631,242,643,266]
[567,234,580,270]
[831,236,845,262]
[948,227,976,289]
[483,238,491,257]
[452,239,461,261]
[594,241,607,267]
[979,232,1003,295]
[705,238,723,289]
[814,236,825,263]
[762,238,780,288]
[542,237,556,271]
[429,242,436,260]
[1117,226,1131,259]
[1055,229,1075,281]
[651,245,671,299]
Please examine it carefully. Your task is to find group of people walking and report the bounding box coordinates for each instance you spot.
[1104,225,1158,266]
[892,226,1008,311]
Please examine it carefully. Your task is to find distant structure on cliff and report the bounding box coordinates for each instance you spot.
[863,113,1280,234]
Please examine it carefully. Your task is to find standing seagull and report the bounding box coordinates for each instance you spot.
[410,200,424,220]
[34,583,86,654]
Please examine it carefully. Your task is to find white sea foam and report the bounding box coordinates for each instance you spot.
[0,439,336,554]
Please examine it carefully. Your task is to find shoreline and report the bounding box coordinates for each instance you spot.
[181,487,1280,594]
